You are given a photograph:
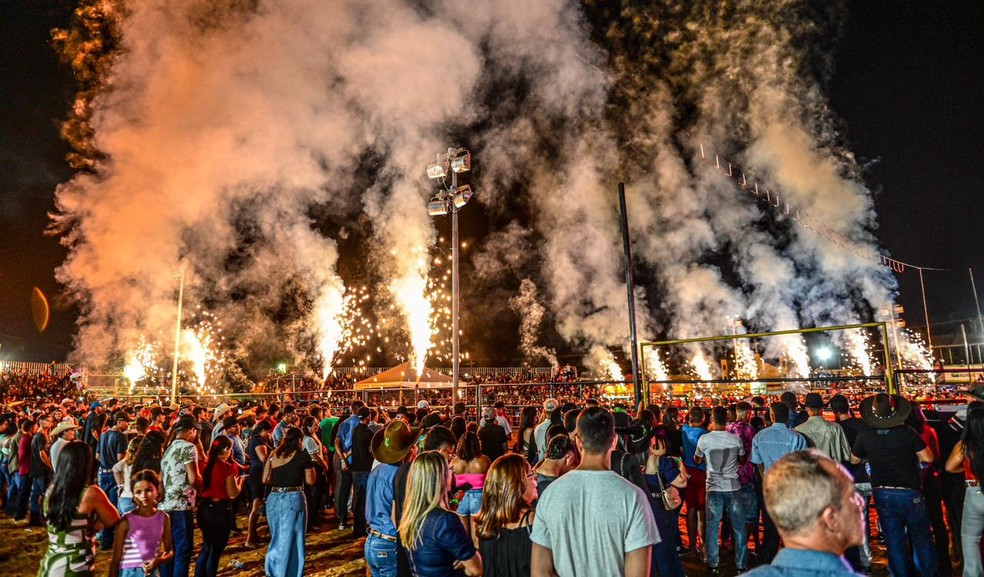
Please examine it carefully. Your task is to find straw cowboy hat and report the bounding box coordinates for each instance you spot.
[371,420,421,465]
[51,421,81,438]
[860,393,912,429]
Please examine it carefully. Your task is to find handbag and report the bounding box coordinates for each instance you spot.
[651,456,682,511]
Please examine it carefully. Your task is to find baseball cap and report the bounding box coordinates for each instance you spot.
[90,401,102,409]
[804,393,824,409]
[482,407,496,420]
[416,400,429,410]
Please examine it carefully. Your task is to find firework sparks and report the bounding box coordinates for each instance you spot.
[690,350,714,381]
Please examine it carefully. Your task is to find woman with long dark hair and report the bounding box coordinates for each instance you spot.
[452,431,492,545]
[131,430,167,474]
[476,454,536,577]
[514,407,539,464]
[262,427,315,577]
[907,404,952,574]
[946,404,984,577]
[37,441,120,576]
[196,435,243,577]
[400,451,482,577]
[245,419,273,548]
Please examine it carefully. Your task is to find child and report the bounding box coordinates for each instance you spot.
[109,469,174,577]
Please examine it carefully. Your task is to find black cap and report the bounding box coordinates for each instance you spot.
[828,394,850,413]
[804,393,824,409]
[113,411,131,424]
[172,415,200,432]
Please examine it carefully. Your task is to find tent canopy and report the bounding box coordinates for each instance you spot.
[353,361,453,390]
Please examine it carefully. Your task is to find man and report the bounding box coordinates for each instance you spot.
[681,406,708,556]
[160,415,200,577]
[779,392,808,428]
[536,434,579,497]
[695,406,748,575]
[493,400,513,436]
[830,394,874,574]
[193,406,213,442]
[795,393,851,463]
[150,406,167,432]
[531,407,658,577]
[365,420,419,577]
[478,406,509,463]
[12,418,35,521]
[96,411,130,547]
[745,450,866,576]
[210,402,234,442]
[49,420,80,473]
[82,401,102,466]
[28,414,54,526]
[850,393,937,577]
[534,398,560,462]
[272,404,298,446]
[728,401,759,554]
[319,406,339,507]
[350,407,375,537]
[334,400,364,529]
[751,402,808,563]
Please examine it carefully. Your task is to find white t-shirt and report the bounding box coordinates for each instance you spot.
[694,430,744,493]
[531,469,659,577]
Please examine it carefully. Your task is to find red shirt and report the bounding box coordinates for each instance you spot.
[199,459,237,500]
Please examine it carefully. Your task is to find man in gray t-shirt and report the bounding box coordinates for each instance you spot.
[531,407,658,577]
[695,406,748,575]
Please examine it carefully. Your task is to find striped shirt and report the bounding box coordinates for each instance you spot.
[119,510,167,569]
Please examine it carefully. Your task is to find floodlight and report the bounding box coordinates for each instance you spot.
[427,161,448,180]
[452,185,473,209]
[816,347,832,361]
[450,149,471,173]
[428,196,449,216]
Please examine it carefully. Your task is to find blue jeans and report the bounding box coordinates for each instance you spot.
[266,491,307,577]
[365,533,399,577]
[457,489,483,516]
[873,488,939,577]
[963,486,984,577]
[97,471,118,545]
[30,473,50,521]
[651,530,685,577]
[160,509,194,577]
[118,496,135,514]
[121,568,160,577]
[13,472,29,519]
[353,471,370,535]
[706,489,747,570]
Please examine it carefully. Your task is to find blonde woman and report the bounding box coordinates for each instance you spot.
[399,451,483,577]
[475,454,536,577]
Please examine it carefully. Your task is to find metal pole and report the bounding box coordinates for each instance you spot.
[451,170,461,404]
[878,322,896,394]
[170,264,186,405]
[971,268,984,335]
[963,324,972,384]
[617,183,643,406]
[918,268,934,357]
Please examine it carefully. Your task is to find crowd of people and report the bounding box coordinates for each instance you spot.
[3,377,984,577]
[0,368,80,404]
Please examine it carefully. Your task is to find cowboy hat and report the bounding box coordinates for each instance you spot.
[51,421,81,438]
[371,420,421,465]
[213,403,233,420]
[860,393,912,429]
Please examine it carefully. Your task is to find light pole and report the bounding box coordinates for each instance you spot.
[170,260,188,405]
[427,148,474,403]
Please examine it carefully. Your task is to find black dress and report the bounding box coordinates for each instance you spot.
[478,510,533,577]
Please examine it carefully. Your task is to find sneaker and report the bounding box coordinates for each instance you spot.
[338,522,346,531]
[707,566,721,576]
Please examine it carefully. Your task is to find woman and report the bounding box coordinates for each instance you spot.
[37,441,121,576]
[131,430,167,474]
[662,406,682,457]
[262,427,316,577]
[245,419,273,548]
[451,431,492,544]
[907,404,952,574]
[196,436,243,577]
[643,431,688,577]
[301,415,328,530]
[946,405,984,577]
[113,435,144,514]
[475,454,536,577]
[400,451,482,577]
[514,408,538,464]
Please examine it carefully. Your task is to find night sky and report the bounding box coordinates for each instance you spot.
[1,1,982,363]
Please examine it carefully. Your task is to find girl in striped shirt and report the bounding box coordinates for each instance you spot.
[109,470,173,577]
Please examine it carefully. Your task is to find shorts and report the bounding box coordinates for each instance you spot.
[684,467,706,512]
[457,489,483,516]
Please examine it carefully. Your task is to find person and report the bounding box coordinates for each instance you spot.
[262,426,316,577]
[478,407,509,464]
[366,420,419,577]
[695,405,748,575]
[534,399,559,462]
[779,392,808,428]
[531,407,658,577]
[535,435,578,497]
[158,415,200,577]
[727,401,759,554]
[132,430,166,474]
[681,406,708,556]
[49,421,80,474]
[476,454,537,577]
[14,418,37,521]
[29,413,54,526]
[37,441,121,576]
[210,403,234,443]
[109,470,174,577]
[113,436,145,514]
[245,419,273,548]
[399,451,483,577]
[643,429,688,577]
[515,407,539,464]
[829,394,874,574]
[850,393,938,577]
[350,406,376,536]
[96,411,130,546]
[744,450,866,576]
[945,404,984,577]
[301,415,328,530]
[795,393,851,463]
[82,402,103,468]
[751,402,809,563]
[906,404,953,576]
[318,407,339,508]
[334,400,364,530]
[451,431,492,544]
[196,435,243,577]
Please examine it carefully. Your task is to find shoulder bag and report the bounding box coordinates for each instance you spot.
[651,456,682,511]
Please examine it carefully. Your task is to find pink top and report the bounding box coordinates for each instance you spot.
[120,510,166,569]
[456,473,486,490]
